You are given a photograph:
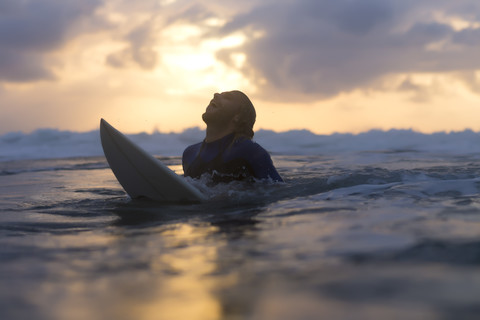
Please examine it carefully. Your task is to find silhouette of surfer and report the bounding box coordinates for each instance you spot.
[183,90,283,183]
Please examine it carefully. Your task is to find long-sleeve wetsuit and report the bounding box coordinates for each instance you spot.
[182,133,283,183]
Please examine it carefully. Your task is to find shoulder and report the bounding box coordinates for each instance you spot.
[183,142,202,159]
[230,138,283,182]
[229,138,271,160]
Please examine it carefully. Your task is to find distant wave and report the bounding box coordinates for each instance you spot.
[1,128,479,161]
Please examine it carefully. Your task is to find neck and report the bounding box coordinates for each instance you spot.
[205,124,236,143]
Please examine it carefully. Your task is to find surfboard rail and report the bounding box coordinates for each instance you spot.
[100,118,206,203]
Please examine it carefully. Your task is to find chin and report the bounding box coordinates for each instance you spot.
[202,112,208,123]
[203,110,231,126]
[202,112,216,125]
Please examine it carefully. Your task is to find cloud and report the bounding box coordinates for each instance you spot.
[456,71,480,93]
[2,0,480,101]
[0,49,55,81]
[104,1,225,70]
[0,0,104,82]
[210,0,480,100]
[106,21,159,70]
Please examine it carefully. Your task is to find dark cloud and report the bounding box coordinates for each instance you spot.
[0,49,55,81]
[453,27,480,45]
[0,0,103,82]
[106,21,158,70]
[213,0,480,99]
[299,0,394,36]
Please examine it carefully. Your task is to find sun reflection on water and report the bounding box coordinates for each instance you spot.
[25,219,239,320]
[148,223,223,320]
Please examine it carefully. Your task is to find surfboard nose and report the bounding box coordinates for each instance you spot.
[100,118,114,132]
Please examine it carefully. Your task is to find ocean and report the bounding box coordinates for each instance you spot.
[1,127,480,320]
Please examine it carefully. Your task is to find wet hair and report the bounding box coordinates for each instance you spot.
[230,90,256,139]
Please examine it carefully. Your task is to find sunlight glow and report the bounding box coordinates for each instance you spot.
[204,17,227,27]
[230,53,246,68]
[162,52,215,71]
[433,11,480,31]
[257,72,480,134]
[160,0,178,5]
[163,24,204,42]
[205,34,246,49]
[153,24,253,100]
[2,3,480,136]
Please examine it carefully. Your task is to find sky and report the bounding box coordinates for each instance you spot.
[1,0,480,135]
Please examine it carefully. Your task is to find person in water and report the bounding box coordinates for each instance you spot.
[182,90,283,183]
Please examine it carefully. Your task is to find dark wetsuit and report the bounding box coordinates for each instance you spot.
[182,133,283,183]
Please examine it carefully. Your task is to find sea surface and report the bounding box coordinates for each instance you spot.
[1,127,480,320]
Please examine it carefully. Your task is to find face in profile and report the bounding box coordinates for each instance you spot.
[202,91,242,126]
[202,90,256,138]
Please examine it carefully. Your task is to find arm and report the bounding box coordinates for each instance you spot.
[182,143,200,177]
[247,143,284,182]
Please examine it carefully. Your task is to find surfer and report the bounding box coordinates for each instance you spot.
[182,90,283,183]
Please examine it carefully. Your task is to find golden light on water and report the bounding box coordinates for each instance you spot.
[149,224,222,320]
[25,170,234,320]
[37,222,231,320]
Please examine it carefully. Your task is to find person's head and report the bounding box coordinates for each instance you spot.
[202,90,256,139]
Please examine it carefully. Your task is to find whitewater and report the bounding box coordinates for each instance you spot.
[1,127,480,320]
[1,127,479,161]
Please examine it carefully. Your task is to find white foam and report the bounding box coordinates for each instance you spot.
[1,127,479,161]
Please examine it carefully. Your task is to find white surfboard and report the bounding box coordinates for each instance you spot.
[100,119,206,203]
